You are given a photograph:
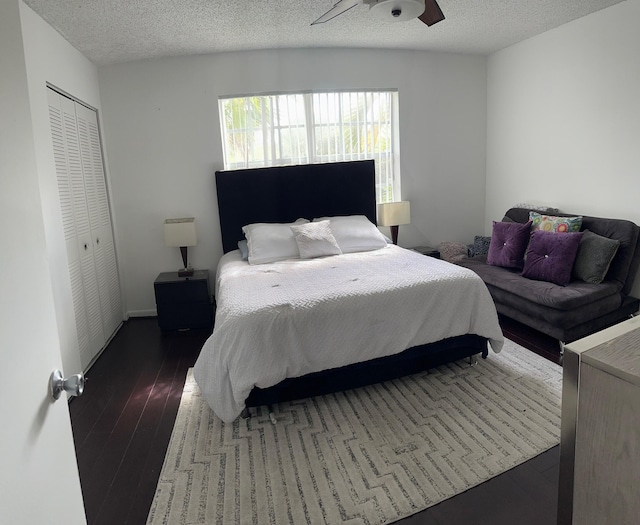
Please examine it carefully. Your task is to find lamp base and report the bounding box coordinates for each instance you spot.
[390,225,399,245]
[178,267,195,277]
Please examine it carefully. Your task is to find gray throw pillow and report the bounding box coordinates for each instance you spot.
[238,240,249,261]
[471,235,492,257]
[572,230,620,284]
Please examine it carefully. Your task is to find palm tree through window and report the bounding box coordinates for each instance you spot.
[219,90,400,203]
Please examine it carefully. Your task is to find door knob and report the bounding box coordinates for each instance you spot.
[50,370,85,400]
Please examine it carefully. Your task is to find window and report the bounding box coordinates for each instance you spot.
[219,90,400,203]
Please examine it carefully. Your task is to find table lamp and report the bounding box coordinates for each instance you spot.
[378,201,410,245]
[164,218,197,277]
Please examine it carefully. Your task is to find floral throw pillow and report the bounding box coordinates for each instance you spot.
[529,212,582,233]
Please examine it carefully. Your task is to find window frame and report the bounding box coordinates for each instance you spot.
[218,89,401,203]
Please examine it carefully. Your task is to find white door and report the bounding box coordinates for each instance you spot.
[48,89,96,367]
[0,1,86,522]
[48,88,122,369]
[75,102,122,339]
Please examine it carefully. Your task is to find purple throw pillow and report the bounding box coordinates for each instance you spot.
[522,230,583,286]
[487,221,532,269]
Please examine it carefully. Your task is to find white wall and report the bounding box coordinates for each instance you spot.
[20,1,119,374]
[98,48,487,316]
[486,0,640,295]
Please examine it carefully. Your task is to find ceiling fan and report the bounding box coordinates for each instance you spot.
[312,0,445,26]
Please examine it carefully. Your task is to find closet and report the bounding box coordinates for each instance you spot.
[47,87,122,370]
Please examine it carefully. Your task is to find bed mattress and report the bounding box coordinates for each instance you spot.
[194,245,504,422]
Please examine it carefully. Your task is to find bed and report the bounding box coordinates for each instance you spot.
[194,160,504,422]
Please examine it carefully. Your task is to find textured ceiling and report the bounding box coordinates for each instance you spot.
[24,0,626,66]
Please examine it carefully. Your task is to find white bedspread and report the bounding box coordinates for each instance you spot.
[194,245,504,422]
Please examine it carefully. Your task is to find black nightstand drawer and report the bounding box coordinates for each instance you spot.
[155,280,210,304]
[156,303,212,332]
[154,270,213,333]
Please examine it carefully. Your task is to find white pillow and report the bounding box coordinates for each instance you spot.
[313,215,387,254]
[290,220,342,259]
[242,218,309,265]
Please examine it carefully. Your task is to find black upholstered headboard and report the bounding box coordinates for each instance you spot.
[215,160,377,253]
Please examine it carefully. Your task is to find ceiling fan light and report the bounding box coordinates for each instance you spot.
[369,0,425,22]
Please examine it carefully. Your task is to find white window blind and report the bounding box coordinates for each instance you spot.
[219,90,400,203]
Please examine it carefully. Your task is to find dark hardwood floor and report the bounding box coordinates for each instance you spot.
[69,316,562,525]
[498,314,564,366]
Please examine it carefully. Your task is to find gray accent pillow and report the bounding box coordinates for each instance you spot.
[238,240,249,261]
[471,235,491,257]
[572,229,620,284]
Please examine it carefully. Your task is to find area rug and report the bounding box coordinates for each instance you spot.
[147,340,562,524]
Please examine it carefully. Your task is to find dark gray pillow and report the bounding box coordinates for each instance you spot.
[471,235,491,257]
[572,230,620,284]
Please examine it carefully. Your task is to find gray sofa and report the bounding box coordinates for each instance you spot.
[458,207,640,343]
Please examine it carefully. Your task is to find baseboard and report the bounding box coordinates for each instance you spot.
[83,320,124,374]
[128,309,157,318]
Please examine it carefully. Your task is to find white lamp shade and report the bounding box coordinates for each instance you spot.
[378,201,411,226]
[164,218,197,247]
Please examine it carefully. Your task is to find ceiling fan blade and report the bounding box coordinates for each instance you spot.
[311,0,361,25]
[418,0,445,26]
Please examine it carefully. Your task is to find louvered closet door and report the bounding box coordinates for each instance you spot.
[47,87,121,369]
[75,103,122,338]
[48,89,94,368]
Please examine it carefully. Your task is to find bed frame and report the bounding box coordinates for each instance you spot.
[215,160,488,409]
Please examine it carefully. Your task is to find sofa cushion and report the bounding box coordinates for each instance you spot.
[485,279,623,338]
[487,221,531,269]
[522,231,582,286]
[458,255,622,311]
[573,230,620,284]
[529,212,582,233]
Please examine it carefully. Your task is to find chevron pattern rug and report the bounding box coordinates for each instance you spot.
[147,340,562,524]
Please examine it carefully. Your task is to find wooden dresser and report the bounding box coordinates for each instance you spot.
[558,315,640,525]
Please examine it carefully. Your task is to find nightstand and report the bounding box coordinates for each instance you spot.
[154,270,213,333]
[412,245,441,259]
